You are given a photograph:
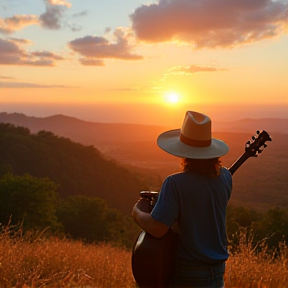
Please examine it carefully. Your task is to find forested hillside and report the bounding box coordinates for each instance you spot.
[0,113,287,211]
[0,123,154,215]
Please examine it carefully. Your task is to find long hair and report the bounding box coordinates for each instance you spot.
[181,157,222,177]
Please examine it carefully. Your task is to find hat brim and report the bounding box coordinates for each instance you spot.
[157,129,229,159]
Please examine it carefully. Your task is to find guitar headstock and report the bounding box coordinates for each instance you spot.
[245,130,272,157]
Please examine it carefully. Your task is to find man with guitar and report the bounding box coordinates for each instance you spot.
[132,111,231,287]
[132,110,271,287]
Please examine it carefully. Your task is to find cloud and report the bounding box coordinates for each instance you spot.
[167,65,229,75]
[0,0,72,33]
[130,0,288,48]
[68,29,143,65]
[0,81,74,88]
[8,38,32,45]
[0,15,39,34]
[31,51,65,60]
[72,11,88,18]
[0,76,15,80]
[79,58,105,66]
[68,23,83,32]
[40,0,71,30]
[0,38,64,66]
[47,0,71,7]
[109,87,140,91]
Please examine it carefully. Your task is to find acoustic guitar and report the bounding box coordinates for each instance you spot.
[131,130,272,288]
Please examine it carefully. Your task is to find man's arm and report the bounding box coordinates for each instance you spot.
[132,198,170,238]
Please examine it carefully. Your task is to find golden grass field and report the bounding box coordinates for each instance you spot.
[0,227,287,288]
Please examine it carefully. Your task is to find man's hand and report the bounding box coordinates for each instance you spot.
[134,198,151,213]
[132,198,170,238]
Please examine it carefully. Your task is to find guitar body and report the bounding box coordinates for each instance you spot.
[132,228,178,288]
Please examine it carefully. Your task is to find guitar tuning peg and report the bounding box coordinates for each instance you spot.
[263,144,267,148]
[252,136,256,140]
[259,145,265,151]
[256,130,260,135]
[258,150,263,154]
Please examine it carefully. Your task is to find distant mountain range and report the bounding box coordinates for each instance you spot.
[0,112,287,211]
[213,118,288,134]
[0,112,170,146]
[0,112,287,146]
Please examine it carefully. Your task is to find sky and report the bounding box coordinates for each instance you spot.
[0,0,288,126]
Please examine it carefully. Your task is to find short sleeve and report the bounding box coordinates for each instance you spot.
[221,167,233,199]
[150,176,179,227]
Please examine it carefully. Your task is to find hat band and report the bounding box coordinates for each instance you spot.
[180,133,211,147]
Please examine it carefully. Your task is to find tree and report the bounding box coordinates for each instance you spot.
[57,195,139,247]
[0,173,61,233]
[227,205,261,236]
[253,207,288,249]
[57,196,108,242]
[227,205,263,251]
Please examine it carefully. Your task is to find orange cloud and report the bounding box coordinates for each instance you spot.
[68,30,143,66]
[31,51,65,61]
[130,0,288,48]
[0,82,73,88]
[0,0,73,33]
[47,0,71,8]
[167,65,229,75]
[0,38,64,66]
[0,15,39,34]
[79,58,105,66]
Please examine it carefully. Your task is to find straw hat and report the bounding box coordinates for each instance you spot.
[157,111,229,159]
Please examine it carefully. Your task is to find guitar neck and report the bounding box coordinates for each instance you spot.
[228,153,250,175]
[228,130,271,175]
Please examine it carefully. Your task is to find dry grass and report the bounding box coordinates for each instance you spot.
[225,229,288,288]
[0,226,287,288]
[0,225,136,288]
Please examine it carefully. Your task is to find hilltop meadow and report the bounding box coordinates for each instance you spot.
[0,113,287,287]
[0,225,287,288]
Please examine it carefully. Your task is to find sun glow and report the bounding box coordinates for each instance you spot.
[165,92,180,105]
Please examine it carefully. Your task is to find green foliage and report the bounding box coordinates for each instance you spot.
[0,173,61,232]
[57,196,110,242]
[227,205,288,251]
[0,123,150,214]
[253,207,288,249]
[227,205,262,236]
[0,123,146,246]
[57,195,139,247]
[0,173,139,247]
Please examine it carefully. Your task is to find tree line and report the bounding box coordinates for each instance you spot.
[0,173,139,247]
[1,172,288,250]
[227,205,288,251]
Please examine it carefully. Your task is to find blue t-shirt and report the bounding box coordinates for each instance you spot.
[151,167,232,265]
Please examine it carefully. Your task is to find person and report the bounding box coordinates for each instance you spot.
[132,111,232,288]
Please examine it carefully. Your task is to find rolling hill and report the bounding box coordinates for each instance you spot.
[0,112,287,211]
[0,123,152,215]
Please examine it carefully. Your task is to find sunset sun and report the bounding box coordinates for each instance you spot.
[165,93,180,105]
